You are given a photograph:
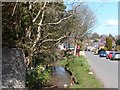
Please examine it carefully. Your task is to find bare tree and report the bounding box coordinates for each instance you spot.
[71,4,96,40]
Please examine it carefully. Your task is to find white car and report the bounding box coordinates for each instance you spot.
[111,52,120,60]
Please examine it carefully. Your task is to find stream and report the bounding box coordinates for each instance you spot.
[50,62,72,88]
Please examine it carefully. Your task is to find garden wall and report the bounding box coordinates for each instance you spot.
[2,48,26,88]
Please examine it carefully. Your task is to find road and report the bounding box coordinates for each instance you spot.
[85,52,118,88]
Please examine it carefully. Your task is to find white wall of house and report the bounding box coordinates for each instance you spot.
[58,43,65,50]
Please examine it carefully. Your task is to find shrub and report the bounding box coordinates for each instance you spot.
[106,37,112,51]
[116,45,120,51]
[103,47,108,51]
[26,64,51,88]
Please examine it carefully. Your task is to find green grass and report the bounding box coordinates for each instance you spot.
[59,56,103,88]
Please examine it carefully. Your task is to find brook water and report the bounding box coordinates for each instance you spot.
[51,62,72,88]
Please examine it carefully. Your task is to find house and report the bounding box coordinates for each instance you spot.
[58,43,74,50]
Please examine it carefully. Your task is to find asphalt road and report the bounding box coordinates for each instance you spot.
[85,51,118,88]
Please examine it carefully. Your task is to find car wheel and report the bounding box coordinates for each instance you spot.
[111,58,114,60]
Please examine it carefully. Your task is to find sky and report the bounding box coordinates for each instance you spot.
[64,0,119,36]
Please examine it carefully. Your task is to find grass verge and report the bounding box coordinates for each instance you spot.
[59,55,103,88]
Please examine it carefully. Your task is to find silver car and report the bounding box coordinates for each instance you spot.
[111,52,120,60]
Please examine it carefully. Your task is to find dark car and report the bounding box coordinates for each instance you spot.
[98,49,105,54]
[106,52,114,59]
[111,52,120,60]
[99,51,107,57]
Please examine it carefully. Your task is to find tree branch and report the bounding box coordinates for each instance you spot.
[73,1,84,14]
[12,0,18,16]
[33,35,67,53]
[38,2,84,26]
[31,2,47,50]
[33,10,41,23]
[3,18,15,24]
[39,33,52,41]
[41,15,73,26]
[26,2,33,41]
[44,35,66,42]
[38,35,67,47]
[32,2,47,23]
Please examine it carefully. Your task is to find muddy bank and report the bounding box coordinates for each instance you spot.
[64,66,78,84]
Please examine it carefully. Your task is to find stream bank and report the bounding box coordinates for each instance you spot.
[59,56,103,88]
[50,61,73,88]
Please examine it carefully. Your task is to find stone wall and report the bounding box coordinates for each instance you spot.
[2,48,26,88]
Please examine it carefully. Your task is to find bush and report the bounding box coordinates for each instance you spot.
[115,45,120,51]
[59,50,65,57]
[103,47,108,51]
[106,37,112,51]
[26,64,51,88]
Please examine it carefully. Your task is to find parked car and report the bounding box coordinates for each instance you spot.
[106,51,112,55]
[94,49,98,55]
[98,49,105,54]
[68,46,74,50]
[106,52,114,59]
[90,47,96,52]
[86,46,94,51]
[111,52,120,60]
[87,46,91,51]
[99,51,107,57]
